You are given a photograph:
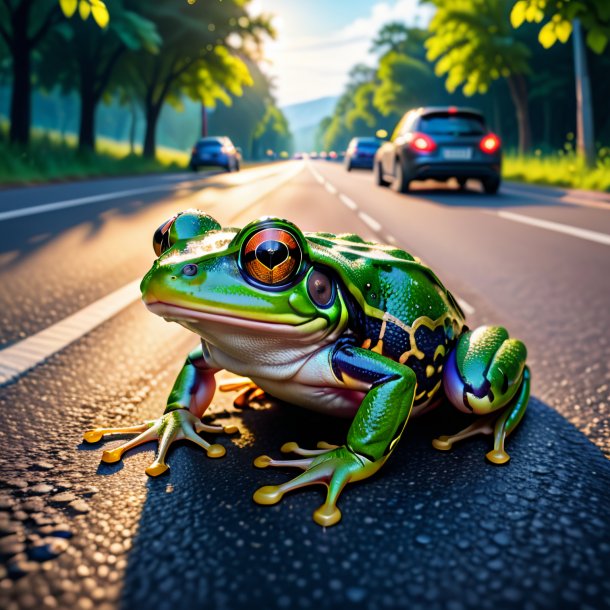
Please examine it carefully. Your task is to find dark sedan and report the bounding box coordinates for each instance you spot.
[374,107,501,193]
[190,136,240,172]
[345,137,382,171]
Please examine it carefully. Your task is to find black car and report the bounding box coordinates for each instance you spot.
[345,137,383,171]
[374,107,501,193]
[190,136,240,172]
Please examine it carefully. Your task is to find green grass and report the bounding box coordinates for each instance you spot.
[503,149,610,193]
[0,126,190,185]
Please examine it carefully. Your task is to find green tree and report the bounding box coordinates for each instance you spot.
[252,105,292,158]
[425,0,533,153]
[0,0,62,145]
[120,1,272,158]
[38,0,160,151]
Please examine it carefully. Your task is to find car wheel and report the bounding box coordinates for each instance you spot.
[235,161,240,172]
[391,160,410,193]
[482,175,501,194]
[346,163,352,172]
[374,161,389,187]
[190,163,198,172]
[457,177,467,189]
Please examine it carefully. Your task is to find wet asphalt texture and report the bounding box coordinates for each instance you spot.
[0,164,609,610]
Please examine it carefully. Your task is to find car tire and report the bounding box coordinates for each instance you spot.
[457,177,467,189]
[374,161,390,187]
[190,163,199,172]
[482,175,501,194]
[346,163,352,172]
[235,161,240,172]
[391,160,410,193]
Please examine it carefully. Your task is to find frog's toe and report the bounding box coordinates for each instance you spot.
[145,461,169,477]
[217,378,266,408]
[252,485,284,505]
[431,436,453,451]
[313,503,342,527]
[486,449,510,465]
[253,455,313,470]
[279,440,338,456]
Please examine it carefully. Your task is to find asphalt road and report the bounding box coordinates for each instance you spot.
[0,161,609,610]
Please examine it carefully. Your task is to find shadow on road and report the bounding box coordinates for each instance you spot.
[119,396,610,610]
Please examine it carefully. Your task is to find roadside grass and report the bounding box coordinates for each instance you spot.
[503,150,610,192]
[0,126,190,185]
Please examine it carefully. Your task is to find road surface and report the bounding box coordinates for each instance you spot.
[0,161,608,610]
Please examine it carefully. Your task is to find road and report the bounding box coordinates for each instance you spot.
[0,161,608,610]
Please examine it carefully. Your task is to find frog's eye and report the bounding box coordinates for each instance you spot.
[153,214,179,256]
[307,268,335,307]
[240,227,303,287]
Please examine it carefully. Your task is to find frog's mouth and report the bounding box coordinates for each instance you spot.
[146,302,330,341]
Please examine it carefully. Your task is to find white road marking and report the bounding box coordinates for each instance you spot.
[0,279,142,386]
[339,194,358,210]
[358,211,382,233]
[385,234,398,245]
[324,182,338,195]
[494,210,610,246]
[456,298,476,316]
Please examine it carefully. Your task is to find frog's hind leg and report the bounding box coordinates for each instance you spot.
[217,377,267,408]
[437,326,530,464]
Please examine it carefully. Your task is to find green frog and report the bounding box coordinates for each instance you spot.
[84,210,530,527]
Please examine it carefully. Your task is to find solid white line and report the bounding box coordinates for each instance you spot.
[0,279,142,385]
[358,211,382,233]
[494,210,610,246]
[456,297,476,316]
[339,194,358,210]
[0,185,179,222]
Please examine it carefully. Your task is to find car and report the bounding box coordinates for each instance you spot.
[374,106,501,193]
[190,136,240,172]
[345,137,383,171]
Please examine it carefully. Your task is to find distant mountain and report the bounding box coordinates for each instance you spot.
[281,95,339,152]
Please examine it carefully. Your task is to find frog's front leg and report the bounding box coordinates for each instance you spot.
[83,345,237,476]
[253,342,416,527]
[434,325,530,464]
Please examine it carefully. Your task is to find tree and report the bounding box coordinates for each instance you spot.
[38,0,160,151]
[425,0,533,153]
[510,0,610,164]
[0,0,62,145]
[252,105,292,158]
[120,1,273,159]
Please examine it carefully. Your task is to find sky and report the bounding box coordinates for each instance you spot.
[251,0,433,108]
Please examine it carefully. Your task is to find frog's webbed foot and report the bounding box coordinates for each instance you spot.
[83,410,238,476]
[218,377,267,408]
[252,445,382,527]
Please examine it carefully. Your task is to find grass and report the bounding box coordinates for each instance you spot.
[503,148,610,193]
[0,126,190,185]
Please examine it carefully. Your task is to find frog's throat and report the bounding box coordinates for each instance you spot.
[146,302,331,340]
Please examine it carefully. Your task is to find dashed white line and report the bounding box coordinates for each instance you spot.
[0,280,142,386]
[339,194,358,210]
[358,211,382,233]
[324,182,338,195]
[493,210,610,246]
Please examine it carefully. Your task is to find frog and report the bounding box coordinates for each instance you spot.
[84,209,530,527]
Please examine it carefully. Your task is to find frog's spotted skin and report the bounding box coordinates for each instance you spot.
[83,210,530,526]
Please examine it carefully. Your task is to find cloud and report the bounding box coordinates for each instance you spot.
[259,0,433,106]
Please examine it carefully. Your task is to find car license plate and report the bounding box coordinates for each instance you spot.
[442,147,472,160]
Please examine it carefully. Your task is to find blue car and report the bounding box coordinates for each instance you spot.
[345,137,382,171]
[190,136,240,172]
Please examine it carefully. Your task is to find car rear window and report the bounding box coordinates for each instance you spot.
[355,139,381,149]
[420,114,485,136]
[197,140,223,148]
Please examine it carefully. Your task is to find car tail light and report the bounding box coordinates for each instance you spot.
[409,132,437,153]
[480,133,500,154]
[221,145,233,154]
[347,144,357,155]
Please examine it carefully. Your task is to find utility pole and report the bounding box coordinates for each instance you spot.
[573,19,595,167]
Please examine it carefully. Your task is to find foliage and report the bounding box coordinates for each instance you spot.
[503,149,610,191]
[425,0,531,96]
[0,123,187,184]
[59,0,110,28]
[252,104,292,156]
[510,0,610,53]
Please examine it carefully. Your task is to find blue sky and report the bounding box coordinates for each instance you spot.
[252,0,432,107]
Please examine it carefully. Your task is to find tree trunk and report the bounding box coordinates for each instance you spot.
[78,89,97,152]
[8,3,32,146]
[573,19,595,167]
[143,103,161,159]
[506,74,532,155]
[129,100,137,155]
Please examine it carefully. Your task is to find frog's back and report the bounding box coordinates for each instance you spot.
[306,232,466,406]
